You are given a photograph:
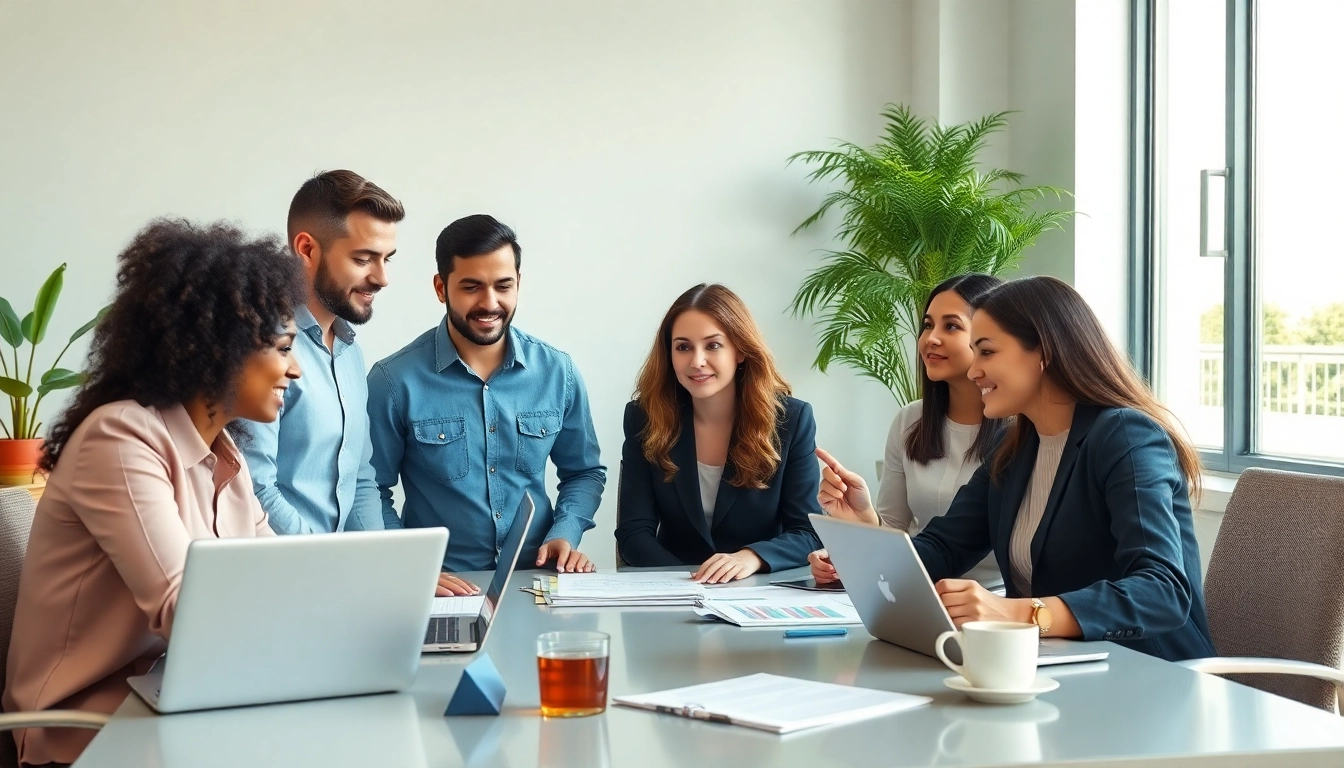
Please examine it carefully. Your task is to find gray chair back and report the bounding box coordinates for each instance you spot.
[0,487,37,768]
[1203,468,1344,711]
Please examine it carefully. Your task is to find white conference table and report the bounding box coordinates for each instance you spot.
[73,567,1344,768]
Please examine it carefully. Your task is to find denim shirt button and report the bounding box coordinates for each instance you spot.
[495,512,502,520]
[489,466,496,473]
[438,433,446,440]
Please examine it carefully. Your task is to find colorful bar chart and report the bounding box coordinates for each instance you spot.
[730,604,845,621]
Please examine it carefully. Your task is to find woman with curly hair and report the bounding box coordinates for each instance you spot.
[4,219,305,767]
[615,284,823,582]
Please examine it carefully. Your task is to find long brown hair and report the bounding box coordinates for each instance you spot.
[971,276,1202,496]
[633,284,791,490]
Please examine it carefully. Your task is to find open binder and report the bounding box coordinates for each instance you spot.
[613,673,929,734]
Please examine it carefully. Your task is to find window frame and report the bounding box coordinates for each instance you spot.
[1130,0,1344,478]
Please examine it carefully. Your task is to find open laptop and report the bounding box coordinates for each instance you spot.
[128,527,448,714]
[811,515,1108,666]
[423,493,535,653]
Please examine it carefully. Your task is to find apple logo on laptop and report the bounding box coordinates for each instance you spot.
[878,574,895,603]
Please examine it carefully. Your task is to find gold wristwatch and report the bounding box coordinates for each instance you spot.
[1030,598,1053,636]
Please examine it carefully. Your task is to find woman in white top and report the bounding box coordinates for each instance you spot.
[810,273,1005,587]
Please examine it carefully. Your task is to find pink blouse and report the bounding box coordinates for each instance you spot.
[3,401,273,765]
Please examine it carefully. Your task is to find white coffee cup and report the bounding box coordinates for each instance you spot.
[935,621,1038,690]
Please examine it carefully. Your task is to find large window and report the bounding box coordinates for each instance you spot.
[1141,0,1344,473]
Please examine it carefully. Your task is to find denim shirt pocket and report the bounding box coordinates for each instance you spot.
[412,416,469,483]
[515,410,562,475]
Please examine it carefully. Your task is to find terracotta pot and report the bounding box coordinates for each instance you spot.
[0,439,45,487]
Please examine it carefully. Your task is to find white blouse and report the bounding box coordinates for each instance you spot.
[877,401,1002,587]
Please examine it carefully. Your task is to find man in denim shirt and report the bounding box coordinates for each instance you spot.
[367,215,605,593]
[237,171,404,534]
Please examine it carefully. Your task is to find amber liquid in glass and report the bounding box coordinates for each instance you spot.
[537,654,609,717]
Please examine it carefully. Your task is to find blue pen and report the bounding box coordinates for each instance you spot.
[784,628,848,638]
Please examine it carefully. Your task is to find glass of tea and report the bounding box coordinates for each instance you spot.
[536,631,610,717]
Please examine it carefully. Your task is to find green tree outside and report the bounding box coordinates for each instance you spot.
[1199,303,1295,344]
[1300,303,1344,346]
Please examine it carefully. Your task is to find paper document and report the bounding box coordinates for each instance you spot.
[431,595,485,616]
[614,673,929,734]
[696,589,861,627]
[545,572,705,607]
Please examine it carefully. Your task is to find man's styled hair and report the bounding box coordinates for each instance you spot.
[286,170,405,246]
[435,214,522,276]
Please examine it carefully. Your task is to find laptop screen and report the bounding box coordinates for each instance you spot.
[481,493,536,625]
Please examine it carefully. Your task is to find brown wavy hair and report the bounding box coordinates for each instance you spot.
[633,284,791,490]
[971,276,1202,497]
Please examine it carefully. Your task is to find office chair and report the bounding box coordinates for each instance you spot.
[1178,468,1344,713]
[0,487,109,768]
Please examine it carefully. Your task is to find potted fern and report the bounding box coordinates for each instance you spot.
[789,105,1073,403]
[0,264,107,487]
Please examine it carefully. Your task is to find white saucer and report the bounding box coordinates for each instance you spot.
[943,675,1060,704]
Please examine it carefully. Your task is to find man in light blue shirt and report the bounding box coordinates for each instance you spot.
[238,170,405,534]
[367,215,605,593]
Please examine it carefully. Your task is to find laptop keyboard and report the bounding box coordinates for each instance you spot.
[425,617,463,645]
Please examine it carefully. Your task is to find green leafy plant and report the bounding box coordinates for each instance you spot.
[789,105,1073,403]
[0,264,108,440]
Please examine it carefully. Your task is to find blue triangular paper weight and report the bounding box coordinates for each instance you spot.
[445,653,507,716]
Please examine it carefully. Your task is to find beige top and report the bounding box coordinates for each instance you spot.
[697,461,725,531]
[1009,429,1070,596]
[3,401,273,766]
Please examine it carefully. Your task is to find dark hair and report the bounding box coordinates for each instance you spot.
[286,169,405,246]
[905,273,1007,464]
[633,284,791,490]
[40,219,307,471]
[971,275,1202,495]
[435,214,522,276]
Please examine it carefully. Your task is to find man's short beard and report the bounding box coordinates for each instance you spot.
[315,256,374,325]
[448,306,512,346]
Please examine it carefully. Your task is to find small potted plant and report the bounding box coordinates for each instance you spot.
[0,264,107,488]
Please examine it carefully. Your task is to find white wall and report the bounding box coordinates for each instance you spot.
[0,0,912,568]
[906,0,1077,283]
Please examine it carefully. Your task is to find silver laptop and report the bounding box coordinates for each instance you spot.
[811,515,1108,666]
[423,493,535,653]
[128,527,448,713]
[155,693,426,768]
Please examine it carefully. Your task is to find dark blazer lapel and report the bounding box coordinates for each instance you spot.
[670,406,714,546]
[1030,404,1101,565]
[995,431,1038,574]
[709,465,742,532]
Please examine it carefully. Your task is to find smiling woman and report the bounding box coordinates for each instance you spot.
[4,218,307,766]
[808,273,1007,590]
[616,283,824,582]
[906,276,1215,663]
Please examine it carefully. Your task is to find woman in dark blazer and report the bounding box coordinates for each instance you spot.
[616,284,823,582]
[815,276,1216,662]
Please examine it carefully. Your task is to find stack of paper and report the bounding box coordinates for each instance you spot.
[543,572,705,607]
[614,673,929,734]
[695,587,862,627]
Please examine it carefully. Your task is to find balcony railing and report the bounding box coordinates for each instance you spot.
[1199,344,1344,417]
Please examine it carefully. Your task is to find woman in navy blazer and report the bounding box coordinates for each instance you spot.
[815,276,1215,661]
[615,284,823,582]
